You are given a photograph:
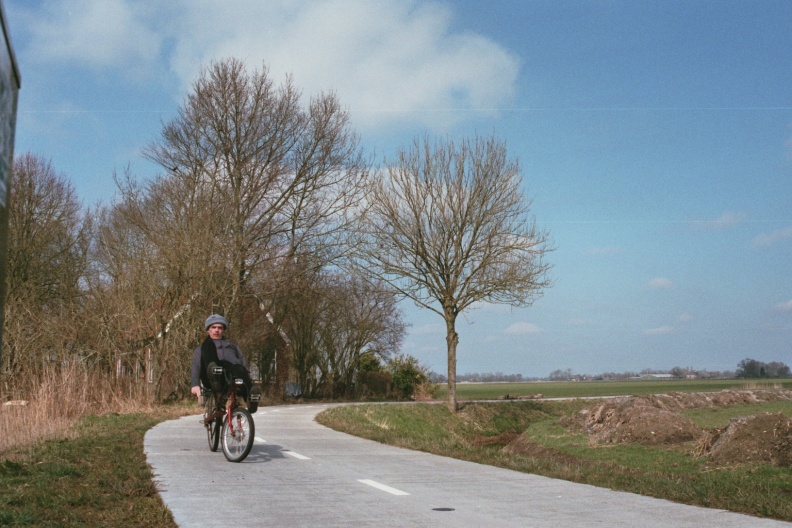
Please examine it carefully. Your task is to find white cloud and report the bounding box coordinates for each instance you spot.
[23,1,521,131]
[647,277,673,290]
[676,313,694,323]
[24,0,162,74]
[774,300,792,312]
[505,322,543,335]
[173,0,520,130]
[752,225,792,248]
[691,211,745,231]
[645,326,674,336]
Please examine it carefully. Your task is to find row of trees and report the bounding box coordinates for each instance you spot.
[736,358,790,379]
[546,362,789,381]
[2,58,552,411]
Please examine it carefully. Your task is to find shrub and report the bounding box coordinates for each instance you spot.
[388,354,430,400]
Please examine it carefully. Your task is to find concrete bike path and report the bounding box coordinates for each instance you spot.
[145,403,791,528]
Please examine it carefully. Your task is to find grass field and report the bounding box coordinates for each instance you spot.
[440,378,792,400]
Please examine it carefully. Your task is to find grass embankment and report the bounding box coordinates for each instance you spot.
[0,407,191,527]
[317,397,792,522]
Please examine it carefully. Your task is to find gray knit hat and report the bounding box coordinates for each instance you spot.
[205,314,228,330]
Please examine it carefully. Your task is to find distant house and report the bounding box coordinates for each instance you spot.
[640,373,675,380]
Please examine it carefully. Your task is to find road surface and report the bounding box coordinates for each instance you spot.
[144,403,791,528]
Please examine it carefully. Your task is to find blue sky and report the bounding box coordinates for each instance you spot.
[5,0,792,377]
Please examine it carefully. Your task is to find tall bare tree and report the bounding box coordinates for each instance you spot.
[88,169,220,399]
[355,135,552,412]
[144,58,367,325]
[3,153,89,378]
[88,58,367,398]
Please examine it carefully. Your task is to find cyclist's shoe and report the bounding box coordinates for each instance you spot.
[248,385,262,413]
[206,362,225,395]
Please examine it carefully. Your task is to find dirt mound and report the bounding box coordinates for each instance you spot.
[561,390,792,466]
[697,413,792,467]
[570,394,702,446]
[662,389,792,409]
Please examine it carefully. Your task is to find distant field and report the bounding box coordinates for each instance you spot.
[436,378,792,400]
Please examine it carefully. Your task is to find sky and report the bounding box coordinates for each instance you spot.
[4,0,792,378]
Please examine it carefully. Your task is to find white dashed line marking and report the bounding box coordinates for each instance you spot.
[357,479,410,496]
[283,450,311,460]
[254,437,266,444]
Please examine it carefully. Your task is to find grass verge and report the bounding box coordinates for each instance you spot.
[0,406,193,527]
[316,399,792,522]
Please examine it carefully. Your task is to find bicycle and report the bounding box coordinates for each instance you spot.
[201,365,260,462]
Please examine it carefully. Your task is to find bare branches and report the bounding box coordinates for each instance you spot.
[143,59,368,315]
[90,58,370,398]
[354,134,553,411]
[4,153,90,376]
[359,134,552,315]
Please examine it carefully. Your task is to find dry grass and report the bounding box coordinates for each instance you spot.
[0,364,155,452]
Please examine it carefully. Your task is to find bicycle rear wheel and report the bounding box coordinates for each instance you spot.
[207,417,221,452]
[221,407,255,462]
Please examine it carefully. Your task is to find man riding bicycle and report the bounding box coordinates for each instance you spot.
[190,314,262,413]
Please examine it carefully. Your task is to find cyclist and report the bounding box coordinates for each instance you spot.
[190,314,261,413]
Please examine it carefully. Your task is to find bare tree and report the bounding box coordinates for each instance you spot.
[315,274,405,398]
[355,134,552,412]
[87,58,367,399]
[3,153,89,378]
[137,59,368,398]
[144,58,367,325]
[276,265,404,399]
[88,169,219,400]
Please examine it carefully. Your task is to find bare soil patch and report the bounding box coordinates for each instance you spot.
[696,412,792,467]
[559,390,792,466]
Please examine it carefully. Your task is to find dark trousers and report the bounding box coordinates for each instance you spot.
[199,337,255,403]
[206,360,254,398]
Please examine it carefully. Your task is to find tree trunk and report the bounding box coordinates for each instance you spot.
[445,310,459,413]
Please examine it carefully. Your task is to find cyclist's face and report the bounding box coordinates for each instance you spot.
[207,323,224,340]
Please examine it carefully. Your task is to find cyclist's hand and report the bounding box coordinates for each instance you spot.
[190,386,201,398]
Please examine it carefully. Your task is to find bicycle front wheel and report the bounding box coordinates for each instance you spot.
[221,408,255,462]
[207,417,221,452]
